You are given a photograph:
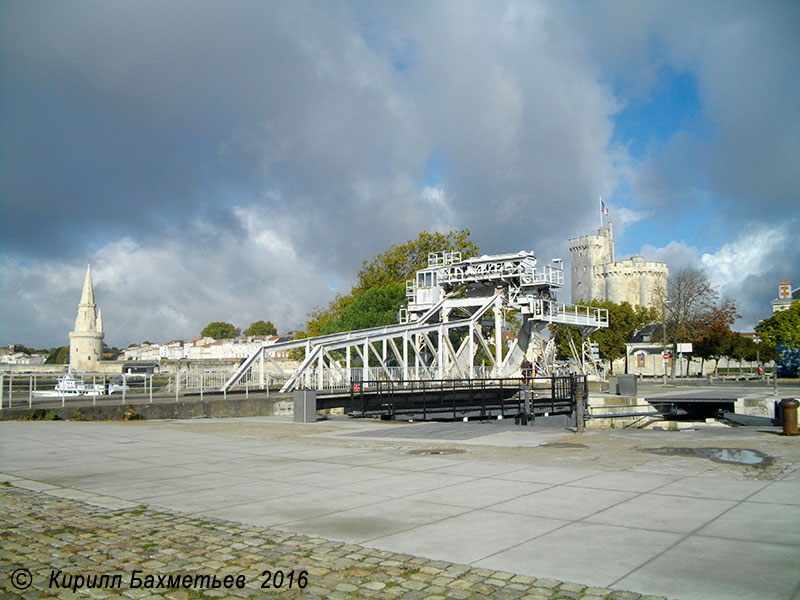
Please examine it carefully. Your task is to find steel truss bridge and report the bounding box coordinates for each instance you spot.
[222,250,607,394]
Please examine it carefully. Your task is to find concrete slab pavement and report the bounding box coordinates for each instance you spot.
[1,417,799,599]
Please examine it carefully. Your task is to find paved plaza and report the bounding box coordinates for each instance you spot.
[1,416,799,599]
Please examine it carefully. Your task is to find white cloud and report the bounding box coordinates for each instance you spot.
[639,223,800,332]
[640,241,699,272]
[699,225,791,293]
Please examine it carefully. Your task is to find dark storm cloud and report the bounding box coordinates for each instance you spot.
[1,0,797,346]
[0,1,427,265]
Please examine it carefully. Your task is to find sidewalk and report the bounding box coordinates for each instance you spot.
[1,418,799,599]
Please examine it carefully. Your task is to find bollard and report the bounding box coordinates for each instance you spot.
[779,398,799,436]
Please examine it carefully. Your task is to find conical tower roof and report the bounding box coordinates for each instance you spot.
[80,263,96,307]
[73,263,100,333]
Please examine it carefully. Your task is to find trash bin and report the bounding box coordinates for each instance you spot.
[618,374,638,397]
[293,390,317,423]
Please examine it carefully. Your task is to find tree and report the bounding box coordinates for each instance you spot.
[693,298,740,375]
[756,301,800,378]
[244,320,277,336]
[666,267,718,344]
[320,282,407,335]
[729,334,759,363]
[355,229,480,292]
[300,229,480,337]
[755,301,800,349]
[200,322,240,339]
[52,346,70,364]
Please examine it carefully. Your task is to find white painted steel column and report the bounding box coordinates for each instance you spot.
[0,374,4,409]
[403,331,409,382]
[304,341,311,389]
[494,294,503,376]
[469,321,475,379]
[346,346,351,383]
[415,333,420,379]
[260,351,265,388]
[317,352,324,389]
[437,325,444,380]
[363,339,369,383]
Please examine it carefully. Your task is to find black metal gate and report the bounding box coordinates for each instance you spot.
[329,375,587,422]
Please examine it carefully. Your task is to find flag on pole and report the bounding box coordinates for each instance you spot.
[601,199,608,216]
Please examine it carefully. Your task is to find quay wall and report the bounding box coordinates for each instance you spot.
[0,393,293,422]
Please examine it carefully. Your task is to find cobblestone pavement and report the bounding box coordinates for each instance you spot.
[0,483,667,600]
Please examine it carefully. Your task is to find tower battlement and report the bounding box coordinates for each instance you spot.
[569,224,668,309]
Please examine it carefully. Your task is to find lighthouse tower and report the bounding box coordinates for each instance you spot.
[69,264,104,372]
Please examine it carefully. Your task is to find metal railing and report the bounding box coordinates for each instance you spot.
[0,370,285,411]
[523,299,608,327]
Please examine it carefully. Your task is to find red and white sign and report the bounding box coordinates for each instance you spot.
[779,281,791,299]
[353,384,361,393]
[663,353,670,359]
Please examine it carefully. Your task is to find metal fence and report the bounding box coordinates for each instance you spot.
[0,370,280,410]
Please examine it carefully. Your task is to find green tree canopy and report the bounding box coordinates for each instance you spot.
[355,229,480,292]
[756,301,800,349]
[693,298,739,365]
[244,320,278,336]
[45,346,69,364]
[201,321,240,339]
[320,282,407,335]
[300,229,480,338]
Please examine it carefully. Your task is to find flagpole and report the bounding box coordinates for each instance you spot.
[600,196,603,228]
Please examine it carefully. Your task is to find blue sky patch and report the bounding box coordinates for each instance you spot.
[612,66,704,160]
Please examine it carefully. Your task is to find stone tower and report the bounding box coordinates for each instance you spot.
[568,223,668,309]
[69,264,104,372]
[568,223,615,304]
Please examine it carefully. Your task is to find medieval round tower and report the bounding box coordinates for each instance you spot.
[69,264,104,372]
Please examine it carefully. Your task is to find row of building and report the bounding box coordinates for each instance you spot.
[120,335,293,362]
[0,348,48,365]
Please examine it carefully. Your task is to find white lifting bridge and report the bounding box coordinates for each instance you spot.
[222,250,608,393]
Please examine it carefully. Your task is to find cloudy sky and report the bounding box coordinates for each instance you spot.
[2,0,798,349]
